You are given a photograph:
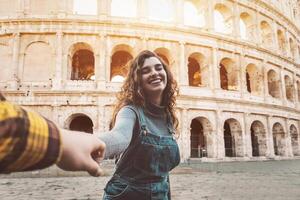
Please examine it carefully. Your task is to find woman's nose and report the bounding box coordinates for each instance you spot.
[149,68,158,77]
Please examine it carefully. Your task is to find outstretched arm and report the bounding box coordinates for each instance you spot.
[0,100,105,176]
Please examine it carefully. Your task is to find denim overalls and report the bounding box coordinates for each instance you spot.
[103,106,180,200]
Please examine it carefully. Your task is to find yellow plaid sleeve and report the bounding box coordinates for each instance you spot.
[0,101,62,173]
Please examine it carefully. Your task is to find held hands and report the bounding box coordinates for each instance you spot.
[56,129,106,177]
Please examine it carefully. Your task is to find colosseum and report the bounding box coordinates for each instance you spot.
[1,0,300,162]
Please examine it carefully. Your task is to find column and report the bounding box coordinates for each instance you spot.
[211,47,219,90]
[240,53,247,97]
[286,30,292,58]
[285,118,293,157]
[175,0,184,26]
[272,20,279,53]
[233,1,240,38]
[243,113,252,157]
[180,108,191,160]
[205,0,215,31]
[254,10,262,45]
[11,32,20,90]
[266,115,275,157]
[105,36,111,83]
[215,110,224,158]
[293,73,298,103]
[262,60,269,101]
[140,36,148,51]
[179,41,187,86]
[53,32,63,90]
[97,34,106,90]
[99,0,110,19]
[17,0,25,17]
[137,0,147,22]
[57,0,67,18]
[23,0,30,15]
[280,68,287,105]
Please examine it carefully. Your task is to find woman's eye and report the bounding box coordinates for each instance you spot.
[155,65,163,70]
[141,69,150,74]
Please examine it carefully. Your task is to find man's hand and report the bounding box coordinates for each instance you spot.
[56,129,106,177]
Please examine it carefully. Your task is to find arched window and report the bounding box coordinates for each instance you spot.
[73,0,97,15]
[148,0,174,22]
[110,47,133,82]
[277,30,287,55]
[69,114,93,134]
[111,0,137,17]
[289,38,297,59]
[267,70,280,98]
[23,42,54,82]
[72,50,94,80]
[219,58,238,90]
[214,4,233,34]
[284,75,294,101]
[246,64,262,95]
[260,21,273,49]
[184,1,205,27]
[239,12,255,40]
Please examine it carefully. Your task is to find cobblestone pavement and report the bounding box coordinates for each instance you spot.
[1,159,300,200]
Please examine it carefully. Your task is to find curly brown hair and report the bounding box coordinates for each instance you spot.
[109,50,179,131]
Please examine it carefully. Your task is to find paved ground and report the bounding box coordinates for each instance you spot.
[1,159,300,200]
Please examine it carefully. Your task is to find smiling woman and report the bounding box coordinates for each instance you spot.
[73,0,97,15]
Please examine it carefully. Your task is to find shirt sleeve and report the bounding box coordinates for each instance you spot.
[0,101,62,173]
[98,106,137,159]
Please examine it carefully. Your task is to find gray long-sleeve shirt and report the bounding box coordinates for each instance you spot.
[98,104,170,159]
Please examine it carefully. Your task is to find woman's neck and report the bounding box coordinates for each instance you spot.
[144,92,162,106]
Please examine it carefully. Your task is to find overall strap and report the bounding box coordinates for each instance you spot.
[166,111,175,135]
[135,106,147,134]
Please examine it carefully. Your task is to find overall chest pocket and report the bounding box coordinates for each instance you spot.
[133,136,180,176]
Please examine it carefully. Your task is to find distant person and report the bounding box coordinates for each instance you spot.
[98,50,180,199]
[0,92,105,176]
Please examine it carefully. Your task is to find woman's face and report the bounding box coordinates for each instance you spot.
[140,56,167,97]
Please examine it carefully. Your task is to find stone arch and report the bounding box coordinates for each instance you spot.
[246,64,262,95]
[289,38,297,59]
[187,52,209,87]
[214,3,233,34]
[111,0,137,17]
[267,69,280,98]
[250,120,267,156]
[277,29,287,54]
[148,0,174,22]
[68,42,95,80]
[239,12,255,41]
[190,117,213,158]
[0,43,11,82]
[65,113,94,134]
[183,0,205,27]
[260,21,273,49]
[290,124,299,156]
[223,118,243,157]
[110,44,134,82]
[284,75,294,101]
[272,122,286,156]
[154,47,172,66]
[23,41,54,82]
[219,58,238,90]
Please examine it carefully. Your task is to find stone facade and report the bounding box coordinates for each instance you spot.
[1,0,300,162]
